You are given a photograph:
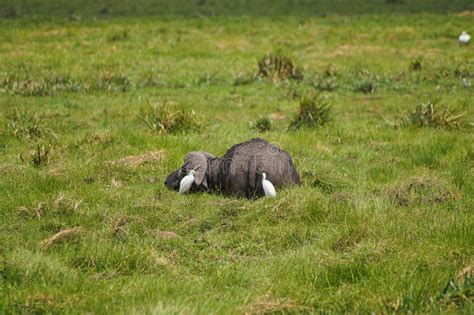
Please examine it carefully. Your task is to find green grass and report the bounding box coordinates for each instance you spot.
[0,3,473,314]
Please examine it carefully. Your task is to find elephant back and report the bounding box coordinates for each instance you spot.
[222,138,300,196]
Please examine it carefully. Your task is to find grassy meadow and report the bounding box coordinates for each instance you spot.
[0,1,473,313]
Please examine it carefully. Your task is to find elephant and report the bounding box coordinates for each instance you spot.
[165,138,301,198]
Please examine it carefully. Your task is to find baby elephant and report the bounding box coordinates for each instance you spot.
[165,138,301,198]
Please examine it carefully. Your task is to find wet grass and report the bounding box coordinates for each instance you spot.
[0,6,473,314]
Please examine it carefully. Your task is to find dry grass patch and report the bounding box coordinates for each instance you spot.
[109,150,165,167]
[40,227,84,250]
[16,203,43,219]
[52,193,82,214]
[245,295,309,314]
[148,229,181,240]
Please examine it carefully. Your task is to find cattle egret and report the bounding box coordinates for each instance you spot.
[179,170,197,194]
[459,31,471,44]
[262,172,276,197]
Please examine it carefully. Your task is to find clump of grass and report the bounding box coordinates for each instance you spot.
[7,109,50,140]
[353,69,378,93]
[138,71,165,88]
[232,73,256,86]
[195,72,222,85]
[391,270,473,313]
[257,52,303,81]
[252,116,272,132]
[108,28,129,42]
[386,175,459,206]
[312,77,337,92]
[322,63,338,77]
[409,56,423,71]
[20,142,53,168]
[1,73,83,96]
[17,203,43,219]
[40,227,84,250]
[438,272,473,309]
[303,169,348,193]
[408,101,467,130]
[52,193,82,216]
[139,100,201,134]
[96,71,132,92]
[289,93,331,130]
[354,78,377,93]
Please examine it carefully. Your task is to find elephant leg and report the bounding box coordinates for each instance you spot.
[224,163,248,197]
[247,155,258,197]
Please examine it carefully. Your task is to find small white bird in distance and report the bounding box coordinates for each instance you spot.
[459,31,470,44]
[262,172,276,197]
[179,170,197,194]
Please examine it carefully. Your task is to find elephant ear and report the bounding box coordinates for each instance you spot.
[183,152,214,188]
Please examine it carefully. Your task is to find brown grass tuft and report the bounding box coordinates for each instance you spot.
[40,227,84,249]
[17,203,43,219]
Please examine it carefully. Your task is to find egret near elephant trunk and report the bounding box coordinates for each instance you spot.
[179,170,197,194]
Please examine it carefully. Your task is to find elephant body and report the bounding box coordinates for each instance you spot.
[165,138,301,198]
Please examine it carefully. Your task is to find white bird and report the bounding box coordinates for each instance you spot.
[262,172,276,197]
[459,31,471,44]
[179,170,197,194]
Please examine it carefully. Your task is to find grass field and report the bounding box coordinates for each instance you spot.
[0,1,473,313]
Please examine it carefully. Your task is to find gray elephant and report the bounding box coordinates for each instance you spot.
[165,138,301,198]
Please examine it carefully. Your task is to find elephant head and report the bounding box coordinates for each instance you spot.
[165,138,301,198]
[164,151,215,192]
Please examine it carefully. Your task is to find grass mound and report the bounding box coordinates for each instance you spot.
[252,116,272,132]
[386,175,460,206]
[257,52,303,82]
[289,93,331,130]
[139,100,202,134]
[407,101,468,130]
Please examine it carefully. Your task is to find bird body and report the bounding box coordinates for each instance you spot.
[459,31,471,44]
[262,172,276,197]
[179,170,197,194]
